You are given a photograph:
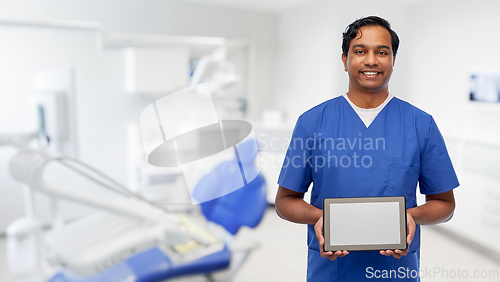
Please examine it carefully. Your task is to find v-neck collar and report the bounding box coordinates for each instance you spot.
[332,95,403,161]
[340,94,395,132]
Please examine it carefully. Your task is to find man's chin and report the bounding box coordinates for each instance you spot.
[358,85,389,94]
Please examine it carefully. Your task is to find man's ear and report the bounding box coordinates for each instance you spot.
[392,55,396,66]
[341,53,348,72]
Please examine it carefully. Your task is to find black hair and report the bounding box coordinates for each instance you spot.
[342,16,399,57]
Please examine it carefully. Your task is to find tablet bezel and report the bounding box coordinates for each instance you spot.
[323,196,407,252]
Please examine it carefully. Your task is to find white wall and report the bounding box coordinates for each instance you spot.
[405,0,500,141]
[404,0,500,253]
[0,0,278,232]
[273,2,337,125]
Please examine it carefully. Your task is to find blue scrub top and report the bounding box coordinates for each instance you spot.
[278,96,459,281]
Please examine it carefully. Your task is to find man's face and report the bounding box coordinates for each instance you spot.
[342,25,396,94]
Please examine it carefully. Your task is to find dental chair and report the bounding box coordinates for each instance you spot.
[8,143,266,282]
[47,174,267,282]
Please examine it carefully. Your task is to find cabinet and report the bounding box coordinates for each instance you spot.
[441,136,500,259]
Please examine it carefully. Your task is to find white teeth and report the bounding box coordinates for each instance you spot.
[363,72,379,75]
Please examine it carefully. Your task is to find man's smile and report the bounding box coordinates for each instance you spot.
[360,71,382,77]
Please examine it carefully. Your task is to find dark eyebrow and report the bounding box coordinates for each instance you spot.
[351,44,365,49]
[351,44,391,51]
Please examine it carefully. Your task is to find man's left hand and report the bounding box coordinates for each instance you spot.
[380,211,415,259]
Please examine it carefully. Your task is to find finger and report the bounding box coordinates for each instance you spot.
[380,250,390,256]
[395,249,408,256]
[317,217,323,229]
[315,224,324,242]
[407,233,414,246]
[319,240,333,258]
[319,243,333,258]
[407,215,415,244]
[383,249,399,259]
[407,222,415,240]
[338,250,349,257]
[392,253,401,259]
[315,227,322,241]
[329,251,342,261]
[381,250,396,257]
[321,251,333,258]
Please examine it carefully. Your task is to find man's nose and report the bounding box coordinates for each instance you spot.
[364,52,378,66]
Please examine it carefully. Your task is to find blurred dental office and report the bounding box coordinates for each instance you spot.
[0,0,499,281]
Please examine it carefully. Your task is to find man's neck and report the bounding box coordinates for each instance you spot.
[345,90,389,109]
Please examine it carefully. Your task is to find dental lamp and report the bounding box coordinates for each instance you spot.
[189,48,241,96]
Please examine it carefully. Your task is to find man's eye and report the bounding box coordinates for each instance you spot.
[379,51,388,55]
[355,50,364,54]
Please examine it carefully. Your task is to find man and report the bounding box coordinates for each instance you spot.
[275,16,459,281]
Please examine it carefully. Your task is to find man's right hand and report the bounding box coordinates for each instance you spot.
[314,215,349,261]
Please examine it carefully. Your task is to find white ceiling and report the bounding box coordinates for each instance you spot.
[182,0,323,13]
[182,0,428,13]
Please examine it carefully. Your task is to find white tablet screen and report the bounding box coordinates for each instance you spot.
[329,202,401,246]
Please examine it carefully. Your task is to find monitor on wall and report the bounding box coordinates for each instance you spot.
[470,70,500,103]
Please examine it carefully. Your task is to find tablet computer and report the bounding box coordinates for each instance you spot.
[323,196,407,252]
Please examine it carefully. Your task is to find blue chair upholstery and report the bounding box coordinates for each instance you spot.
[193,138,268,234]
[198,173,267,235]
[47,246,232,282]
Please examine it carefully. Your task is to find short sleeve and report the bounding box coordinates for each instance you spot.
[419,117,460,195]
[277,117,312,193]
